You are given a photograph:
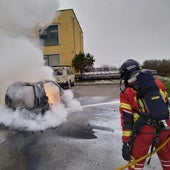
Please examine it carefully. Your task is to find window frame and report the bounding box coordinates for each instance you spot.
[39,24,60,46]
[44,54,61,66]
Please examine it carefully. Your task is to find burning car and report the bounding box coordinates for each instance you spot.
[5,80,64,114]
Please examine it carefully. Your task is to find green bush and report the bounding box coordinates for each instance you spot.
[165,82,170,96]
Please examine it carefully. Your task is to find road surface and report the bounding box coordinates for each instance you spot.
[0,84,162,170]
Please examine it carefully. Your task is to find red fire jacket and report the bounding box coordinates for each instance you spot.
[119,78,170,143]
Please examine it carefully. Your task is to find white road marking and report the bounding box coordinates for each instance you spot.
[82,100,119,108]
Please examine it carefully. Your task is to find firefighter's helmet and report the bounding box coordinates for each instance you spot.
[119,59,141,82]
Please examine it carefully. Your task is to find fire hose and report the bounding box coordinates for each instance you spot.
[115,135,170,170]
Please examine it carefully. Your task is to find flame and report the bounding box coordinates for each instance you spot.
[44,83,60,105]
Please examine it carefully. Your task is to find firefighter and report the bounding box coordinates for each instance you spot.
[119,59,170,170]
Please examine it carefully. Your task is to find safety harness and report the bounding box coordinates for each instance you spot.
[129,113,167,163]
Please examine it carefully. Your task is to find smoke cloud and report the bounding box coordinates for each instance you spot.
[0,0,59,84]
[0,0,60,101]
[0,0,82,131]
[0,89,82,131]
[0,0,59,36]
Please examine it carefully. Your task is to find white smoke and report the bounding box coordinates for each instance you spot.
[0,0,59,101]
[0,88,82,131]
[0,105,68,131]
[0,0,82,131]
[62,90,83,112]
[0,0,59,37]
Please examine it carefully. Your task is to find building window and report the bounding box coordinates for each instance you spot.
[44,54,60,66]
[39,25,59,46]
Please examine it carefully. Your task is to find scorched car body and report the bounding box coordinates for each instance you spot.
[5,80,63,114]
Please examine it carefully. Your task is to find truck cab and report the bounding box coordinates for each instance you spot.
[52,65,75,89]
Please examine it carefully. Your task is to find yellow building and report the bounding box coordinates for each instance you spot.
[39,9,84,67]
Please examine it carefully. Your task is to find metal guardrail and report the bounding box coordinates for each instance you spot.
[75,69,158,81]
[75,71,120,80]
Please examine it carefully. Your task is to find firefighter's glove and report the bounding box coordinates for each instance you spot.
[122,142,131,161]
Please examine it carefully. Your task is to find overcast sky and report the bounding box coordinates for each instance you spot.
[58,0,170,67]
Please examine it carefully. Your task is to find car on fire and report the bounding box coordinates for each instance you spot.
[5,80,64,114]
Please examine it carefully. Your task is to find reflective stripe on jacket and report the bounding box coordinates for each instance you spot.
[119,78,169,143]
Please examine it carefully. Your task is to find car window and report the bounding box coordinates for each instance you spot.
[67,69,73,75]
[6,84,35,109]
[55,69,63,75]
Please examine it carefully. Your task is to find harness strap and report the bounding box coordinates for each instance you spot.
[147,127,160,165]
[130,116,164,165]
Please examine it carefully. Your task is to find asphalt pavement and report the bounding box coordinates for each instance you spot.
[0,127,16,145]
[0,80,119,146]
[0,81,164,170]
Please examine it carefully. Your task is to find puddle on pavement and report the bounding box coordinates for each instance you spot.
[56,122,97,139]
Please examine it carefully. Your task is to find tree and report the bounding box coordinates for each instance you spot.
[142,59,170,76]
[72,52,95,78]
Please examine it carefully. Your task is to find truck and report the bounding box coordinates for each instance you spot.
[52,65,75,89]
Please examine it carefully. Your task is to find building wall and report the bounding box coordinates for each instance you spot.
[42,9,84,67]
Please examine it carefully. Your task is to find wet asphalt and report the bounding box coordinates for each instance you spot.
[0,83,121,170]
[0,83,163,170]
